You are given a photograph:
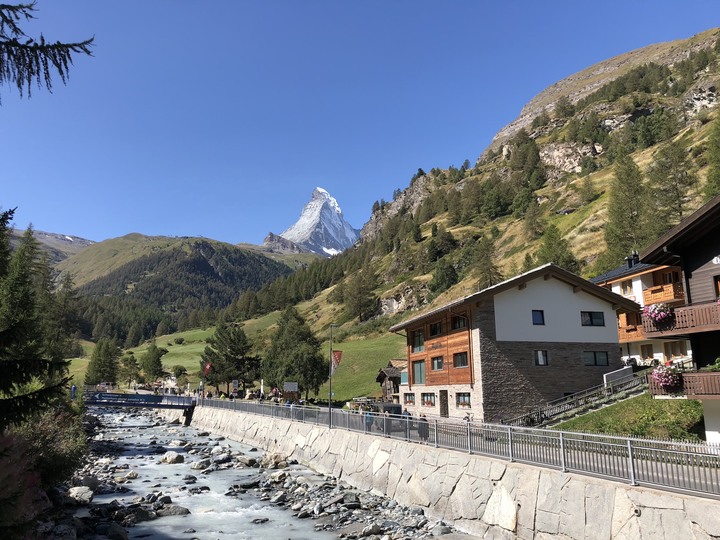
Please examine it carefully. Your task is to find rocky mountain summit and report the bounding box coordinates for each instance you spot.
[268,187,360,257]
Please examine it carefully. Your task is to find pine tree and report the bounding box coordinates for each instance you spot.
[84,338,120,385]
[0,3,93,99]
[647,139,698,227]
[0,217,75,430]
[140,342,166,382]
[344,269,378,322]
[475,236,503,290]
[535,225,581,273]
[429,258,458,293]
[603,154,655,267]
[200,322,259,395]
[704,113,720,199]
[263,307,328,399]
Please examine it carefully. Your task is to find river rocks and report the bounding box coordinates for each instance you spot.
[156,504,191,517]
[191,457,211,469]
[67,486,94,505]
[160,450,184,463]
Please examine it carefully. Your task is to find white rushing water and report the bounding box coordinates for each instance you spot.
[86,410,338,540]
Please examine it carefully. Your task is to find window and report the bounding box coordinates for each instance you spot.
[663,271,681,285]
[664,340,687,358]
[456,393,471,408]
[534,350,549,366]
[412,360,426,384]
[412,330,425,353]
[431,356,444,371]
[400,371,408,385]
[583,351,609,366]
[429,321,442,337]
[581,311,605,326]
[640,344,654,360]
[403,393,415,405]
[453,351,469,368]
[421,393,436,406]
[531,310,545,325]
[451,315,467,330]
[714,275,720,299]
[621,280,633,296]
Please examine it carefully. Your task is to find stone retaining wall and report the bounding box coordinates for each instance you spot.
[165,406,720,539]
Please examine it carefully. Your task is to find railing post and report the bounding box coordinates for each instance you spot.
[627,439,638,486]
[466,421,472,454]
[434,419,438,448]
[560,432,566,472]
[507,426,515,462]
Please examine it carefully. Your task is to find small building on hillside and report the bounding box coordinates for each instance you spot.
[390,264,638,422]
[591,252,692,368]
[375,359,406,403]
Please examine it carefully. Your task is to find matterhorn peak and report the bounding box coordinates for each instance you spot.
[275,187,359,256]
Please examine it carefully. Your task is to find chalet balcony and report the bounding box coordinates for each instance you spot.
[649,371,720,399]
[643,283,685,305]
[617,323,645,343]
[642,300,720,338]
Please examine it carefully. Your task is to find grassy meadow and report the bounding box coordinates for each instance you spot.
[68,311,406,404]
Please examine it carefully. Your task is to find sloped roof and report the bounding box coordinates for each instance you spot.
[641,193,720,265]
[590,262,657,285]
[389,263,640,332]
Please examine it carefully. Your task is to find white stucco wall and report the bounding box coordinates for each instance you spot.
[494,277,619,343]
[702,400,720,445]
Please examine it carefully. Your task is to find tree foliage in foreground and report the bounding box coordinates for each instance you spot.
[0,2,93,100]
[263,307,328,399]
[0,210,78,430]
[200,322,260,395]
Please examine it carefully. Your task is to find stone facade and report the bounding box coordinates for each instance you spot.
[165,406,720,539]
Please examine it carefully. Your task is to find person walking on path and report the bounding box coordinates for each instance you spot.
[418,414,429,444]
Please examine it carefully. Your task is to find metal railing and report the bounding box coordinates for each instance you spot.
[197,397,720,499]
[502,372,649,427]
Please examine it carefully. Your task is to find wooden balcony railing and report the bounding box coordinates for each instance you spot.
[649,371,720,399]
[642,301,720,337]
[617,324,645,343]
[642,283,684,305]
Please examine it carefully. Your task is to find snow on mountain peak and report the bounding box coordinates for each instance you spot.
[278,187,359,256]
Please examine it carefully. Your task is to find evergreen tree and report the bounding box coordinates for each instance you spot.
[475,236,503,290]
[704,112,720,199]
[344,269,378,322]
[0,3,93,99]
[140,342,166,382]
[0,217,75,430]
[200,322,259,395]
[535,225,581,273]
[118,353,140,387]
[263,307,328,399]
[603,154,655,267]
[523,197,542,239]
[429,258,458,293]
[648,139,698,226]
[84,338,120,385]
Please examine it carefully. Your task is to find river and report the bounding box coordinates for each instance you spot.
[80,408,341,540]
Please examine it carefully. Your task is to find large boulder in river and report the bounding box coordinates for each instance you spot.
[260,452,288,469]
[67,486,94,505]
[191,458,211,470]
[161,451,184,464]
[156,505,191,517]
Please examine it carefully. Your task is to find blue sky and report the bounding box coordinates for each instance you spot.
[3,1,720,245]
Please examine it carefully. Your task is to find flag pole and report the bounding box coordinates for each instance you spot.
[328,323,334,428]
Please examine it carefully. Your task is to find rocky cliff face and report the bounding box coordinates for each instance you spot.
[485,28,720,157]
[360,174,434,241]
[262,232,306,254]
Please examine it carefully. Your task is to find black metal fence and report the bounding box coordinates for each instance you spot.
[198,398,720,500]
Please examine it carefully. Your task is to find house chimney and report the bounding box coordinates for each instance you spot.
[625,251,640,269]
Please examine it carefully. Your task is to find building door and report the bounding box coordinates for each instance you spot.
[439,390,449,418]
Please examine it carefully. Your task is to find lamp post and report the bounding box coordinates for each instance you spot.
[328,323,338,428]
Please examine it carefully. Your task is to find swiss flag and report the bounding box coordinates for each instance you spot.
[204,362,212,376]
